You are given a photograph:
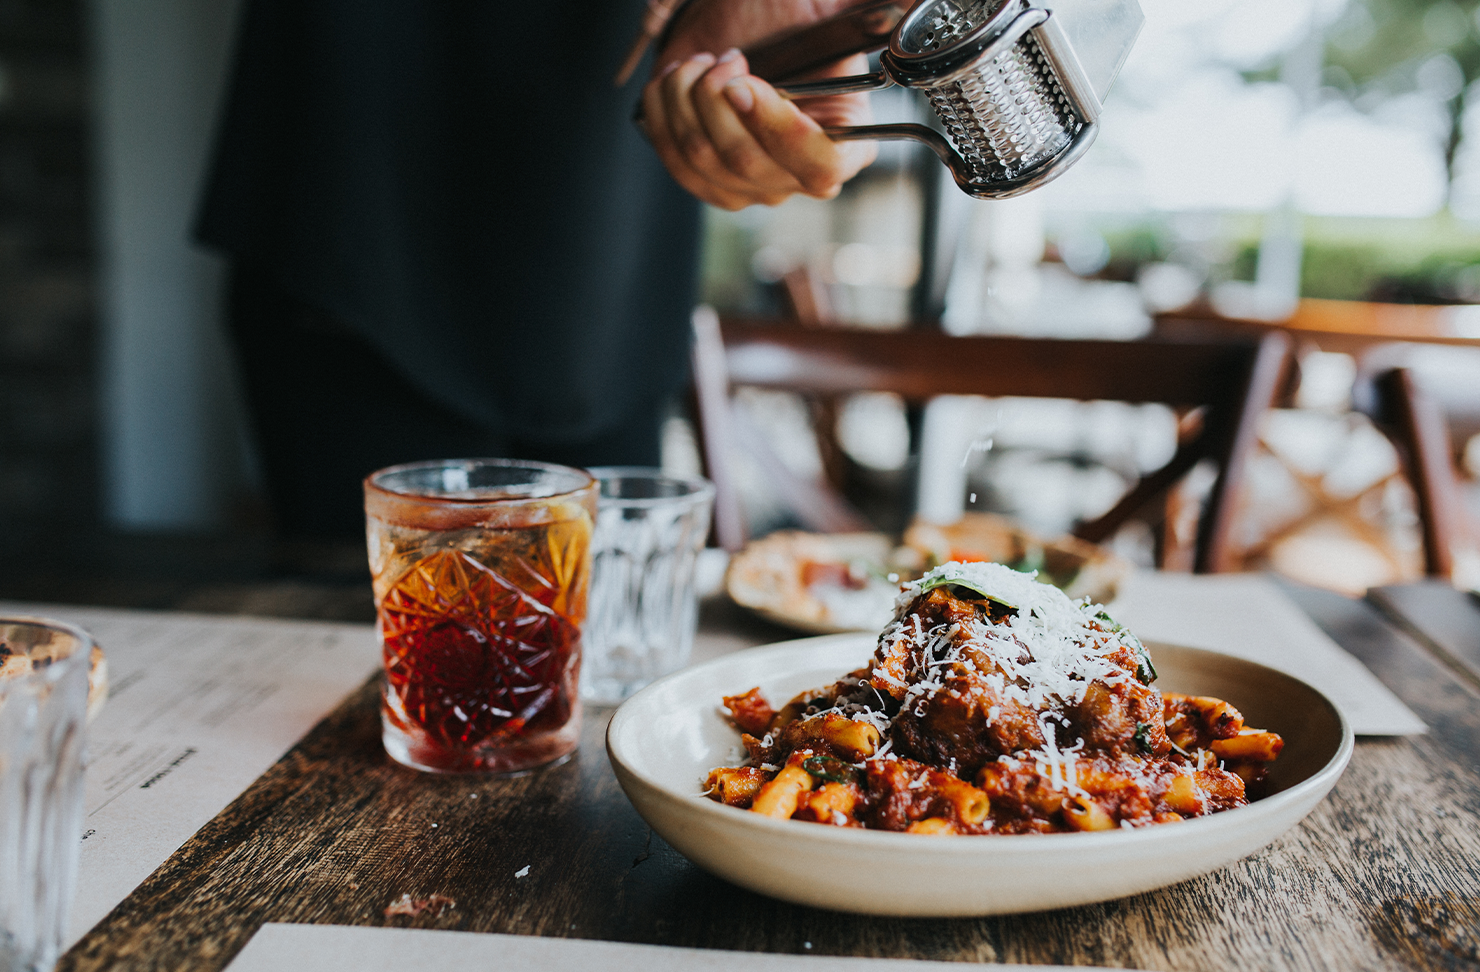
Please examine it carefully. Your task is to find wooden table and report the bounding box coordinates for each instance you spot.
[1368,580,1480,691]
[51,582,1480,972]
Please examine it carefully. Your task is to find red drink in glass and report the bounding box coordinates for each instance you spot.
[365,460,596,774]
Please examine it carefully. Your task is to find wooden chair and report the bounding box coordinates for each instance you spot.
[690,307,1291,571]
[1357,367,1474,578]
[1159,302,1478,580]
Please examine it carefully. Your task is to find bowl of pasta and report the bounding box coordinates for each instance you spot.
[607,563,1352,916]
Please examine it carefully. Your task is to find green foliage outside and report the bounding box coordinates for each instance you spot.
[1323,0,1480,176]
[1086,0,1480,302]
[1251,216,1480,301]
[1087,213,1480,302]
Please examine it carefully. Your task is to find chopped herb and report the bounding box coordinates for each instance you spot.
[1133,723,1154,754]
[1097,609,1157,684]
[801,755,857,786]
[1133,639,1158,685]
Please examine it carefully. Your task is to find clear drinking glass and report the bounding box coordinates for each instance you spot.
[0,616,92,972]
[365,459,598,774]
[582,467,715,706]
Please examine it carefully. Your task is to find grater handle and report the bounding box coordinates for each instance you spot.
[821,122,975,184]
[743,0,912,83]
[822,120,1100,199]
[775,71,895,98]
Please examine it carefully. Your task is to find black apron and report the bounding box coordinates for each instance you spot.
[196,0,702,446]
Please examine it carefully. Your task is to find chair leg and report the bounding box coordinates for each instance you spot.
[1073,431,1206,546]
[1374,368,1462,578]
[1194,331,1292,573]
[780,267,835,328]
[690,306,748,552]
[1160,475,1202,572]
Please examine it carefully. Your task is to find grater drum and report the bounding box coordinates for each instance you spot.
[765,0,1143,199]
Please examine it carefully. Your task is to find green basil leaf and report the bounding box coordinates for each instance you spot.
[917,576,1019,610]
[1098,609,1157,684]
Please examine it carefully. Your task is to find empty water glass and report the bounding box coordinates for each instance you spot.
[583,468,715,706]
[1,617,93,972]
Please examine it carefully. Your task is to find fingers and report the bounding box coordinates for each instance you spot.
[648,50,797,208]
[643,54,754,210]
[642,50,876,207]
[722,78,844,198]
[692,52,807,198]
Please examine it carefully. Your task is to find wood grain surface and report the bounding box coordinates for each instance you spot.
[1368,581,1480,691]
[58,585,1480,972]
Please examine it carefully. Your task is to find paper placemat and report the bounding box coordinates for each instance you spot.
[1107,573,1425,736]
[0,602,381,946]
[225,924,1137,972]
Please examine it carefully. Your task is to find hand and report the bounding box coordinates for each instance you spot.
[642,0,878,210]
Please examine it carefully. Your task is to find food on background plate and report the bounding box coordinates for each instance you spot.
[725,531,903,633]
[724,512,1131,634]
[87,643,107,721]
[706,562,1282,834]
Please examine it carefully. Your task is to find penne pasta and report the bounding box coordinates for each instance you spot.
[1063,795,1115,831]
[784,712,880,761]
[749,757,817,819]
[934,775,990,825]
[1160,772,1204,816]
[1210,730,1284,762]
[705,766,769,808]
[906,817,957,835]
[703,562,1284,836]
[796,782,862,825]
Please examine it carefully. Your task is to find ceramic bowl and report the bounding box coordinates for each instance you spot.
[606,633,1353,916]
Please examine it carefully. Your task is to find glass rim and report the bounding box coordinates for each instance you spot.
[0,614,95,671]
[586,466,716,508]
[364,458,597,506]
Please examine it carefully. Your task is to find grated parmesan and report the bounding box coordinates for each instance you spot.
[1026,718,1091,799]
[874,562,1137,728]
[712,560,1273,834]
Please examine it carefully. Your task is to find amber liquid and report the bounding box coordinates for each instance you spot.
[370,508,591,774]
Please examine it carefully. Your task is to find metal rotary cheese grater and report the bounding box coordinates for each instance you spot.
[752,0,1143,199]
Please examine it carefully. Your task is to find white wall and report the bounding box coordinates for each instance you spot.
[88,0,248,531]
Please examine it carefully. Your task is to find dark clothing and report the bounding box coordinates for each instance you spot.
[227,265,666,539]
[196,1,701,537]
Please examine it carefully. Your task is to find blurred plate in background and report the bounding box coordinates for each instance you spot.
[725,512,1132,634]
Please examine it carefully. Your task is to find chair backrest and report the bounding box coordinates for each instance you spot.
[1357,367,1471,578]
[691,308,1291,572]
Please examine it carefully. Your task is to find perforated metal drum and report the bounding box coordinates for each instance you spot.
[773,0,1142,199]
